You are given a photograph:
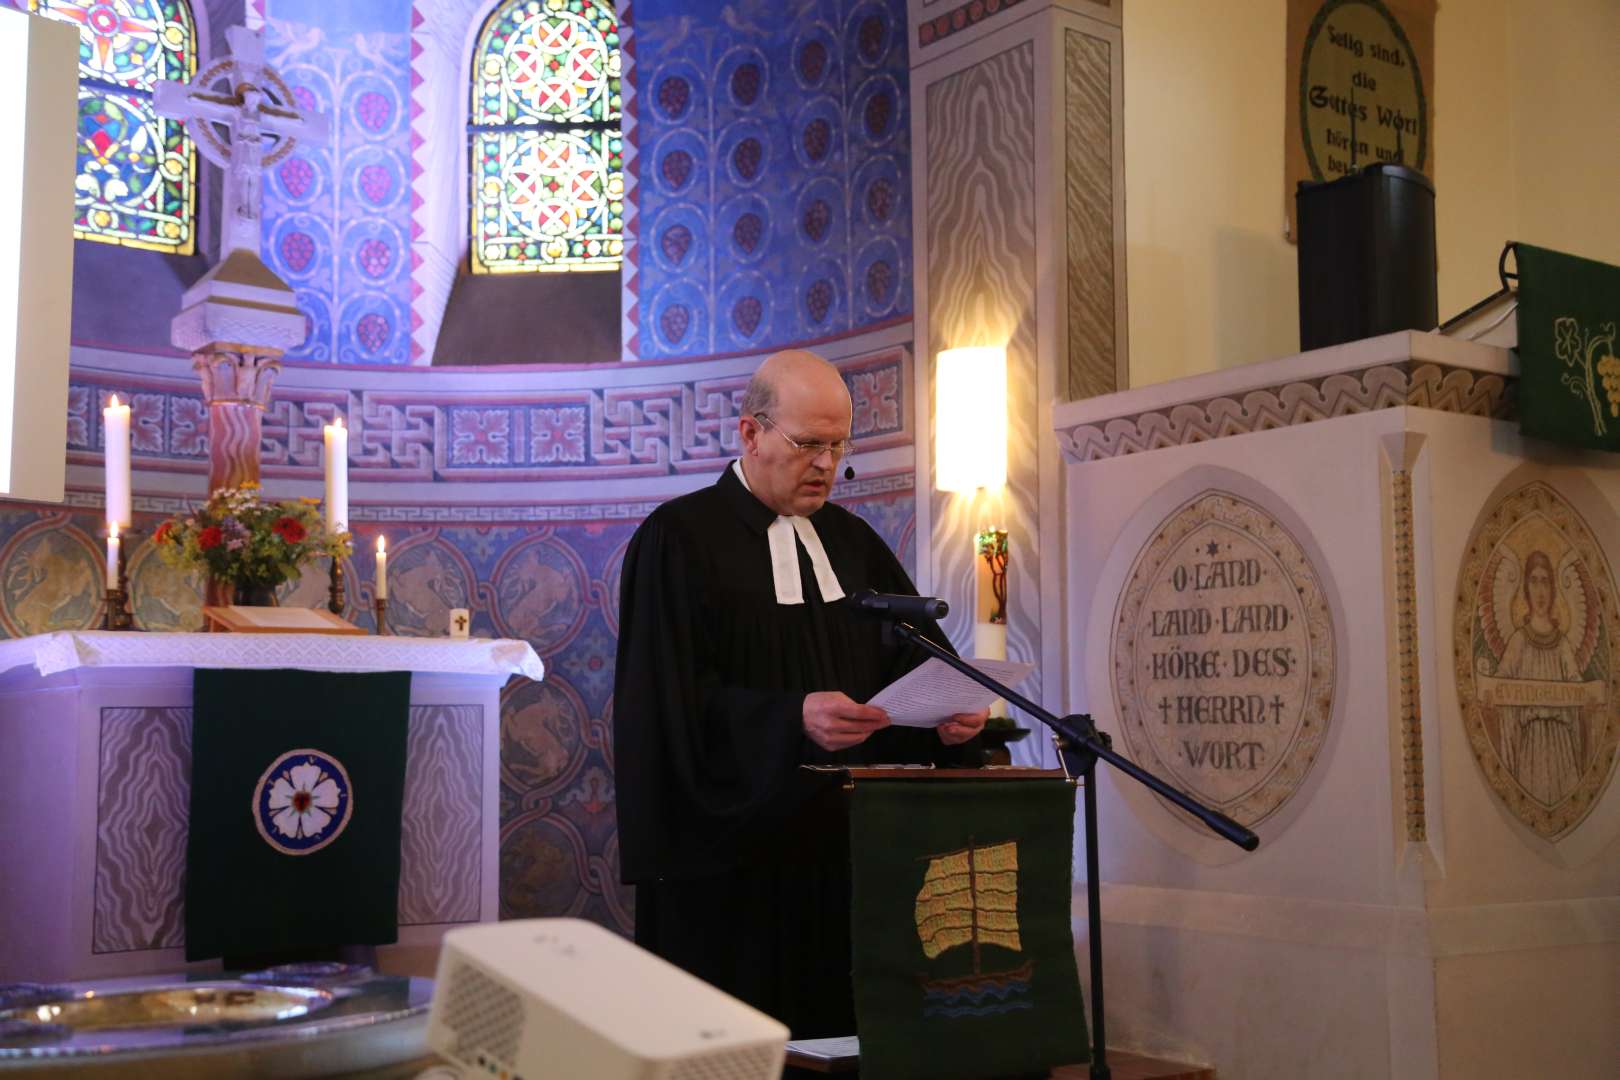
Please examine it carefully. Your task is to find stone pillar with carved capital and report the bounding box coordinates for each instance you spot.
[194,348,282,492]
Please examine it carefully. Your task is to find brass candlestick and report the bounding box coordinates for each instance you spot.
[328,557,344,615]
[104,527,135,631]
[373,597,388,635]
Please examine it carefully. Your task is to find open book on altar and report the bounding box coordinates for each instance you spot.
[866,657,1035,727]
[201,605,366,634]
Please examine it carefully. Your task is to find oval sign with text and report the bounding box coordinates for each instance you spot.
[1110,491,1336,829]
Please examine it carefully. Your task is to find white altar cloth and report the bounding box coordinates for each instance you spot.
[0,632,541,983]
[0,630,545,681]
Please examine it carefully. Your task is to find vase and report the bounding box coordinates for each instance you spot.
[233,582,279,607]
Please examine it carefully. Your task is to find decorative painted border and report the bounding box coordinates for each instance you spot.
[62,469,914,525]
[917,0,1031,48]
[619,0,641,359]
[409,3,430,362]
[1058,361,1515,463]
[65,349,910,483]
[1391,468,1425,842]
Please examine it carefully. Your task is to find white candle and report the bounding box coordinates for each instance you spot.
[103,394,131,528]
[375,535,387,599]
[105,523,120,590]
[323,416,348,533]
[974,621,1009,719]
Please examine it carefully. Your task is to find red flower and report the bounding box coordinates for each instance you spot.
[197,526,223,550]
[153,521,173,544]
[272,516,307,544]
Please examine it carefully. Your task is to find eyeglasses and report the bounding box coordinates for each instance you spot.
[754,413,856,459]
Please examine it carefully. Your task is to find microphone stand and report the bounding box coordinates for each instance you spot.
[883,618,1258,1080]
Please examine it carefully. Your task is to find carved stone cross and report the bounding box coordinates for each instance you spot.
[154,25,329,258]
[153,25,331,506]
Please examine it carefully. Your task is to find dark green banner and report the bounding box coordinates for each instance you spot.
[1516,243,1620,451]
[850,779,1089,1079]
[186,669,411,961]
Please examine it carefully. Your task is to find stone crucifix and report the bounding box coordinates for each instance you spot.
[154,26,330,497]
[155,25,329,259]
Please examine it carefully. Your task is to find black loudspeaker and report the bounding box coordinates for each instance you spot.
[1296,163,1437,351]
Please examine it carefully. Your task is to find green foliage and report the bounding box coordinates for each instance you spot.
[153,484,351,592]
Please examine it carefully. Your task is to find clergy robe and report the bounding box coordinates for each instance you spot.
[613,462,978,1037]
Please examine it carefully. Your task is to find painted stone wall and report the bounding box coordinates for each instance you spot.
[633,0,912,358]
[260,0,417,364]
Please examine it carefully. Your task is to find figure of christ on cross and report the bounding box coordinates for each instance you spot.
[153,25,330,259]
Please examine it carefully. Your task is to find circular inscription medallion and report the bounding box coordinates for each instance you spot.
[1111,492,1336,829]
[253,749,354,856]
[1299,0,1427,182]
[1454,481,1620,841]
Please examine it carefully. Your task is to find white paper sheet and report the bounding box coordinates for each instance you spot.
[785,1035,860,1062]
[867,657,1035,727]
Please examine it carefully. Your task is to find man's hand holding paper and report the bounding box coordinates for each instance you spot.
[866,657,1036,728]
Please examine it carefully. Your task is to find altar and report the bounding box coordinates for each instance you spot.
[0,631,542,984]
[1056,331,1620,1079]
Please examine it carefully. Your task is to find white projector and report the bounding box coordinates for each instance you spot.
[426,918,789,1080]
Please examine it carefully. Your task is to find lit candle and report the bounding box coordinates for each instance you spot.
[103,394,131,529]
[105,522,120,591]
[323,415,348,534]
[975,524,1008,719]
[375,535,387,599]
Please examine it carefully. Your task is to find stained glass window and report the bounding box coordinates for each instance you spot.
[469,0,623,274]
[30,1,198,253]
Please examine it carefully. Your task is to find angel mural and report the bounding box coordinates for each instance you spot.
[1476,540,1605,808]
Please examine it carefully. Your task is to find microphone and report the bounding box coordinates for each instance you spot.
[848,588,948,622]
[843,463,854,480]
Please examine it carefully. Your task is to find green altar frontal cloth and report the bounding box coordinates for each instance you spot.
[850,778,1090,1079]
[185,668,411,961]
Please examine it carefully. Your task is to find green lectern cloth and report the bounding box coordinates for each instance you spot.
[850,779,1089,1079]
[185,669,411,961]
[1516,243,1620,451]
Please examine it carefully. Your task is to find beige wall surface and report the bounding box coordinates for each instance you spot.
[1123,0,1620,387]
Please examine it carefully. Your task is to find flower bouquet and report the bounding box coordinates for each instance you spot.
[154,483,351,605]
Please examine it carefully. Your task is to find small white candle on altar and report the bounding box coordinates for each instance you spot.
[375,535,387,599]
[323,415,348,533]
[103,394,131,528]
[105,522,120,590]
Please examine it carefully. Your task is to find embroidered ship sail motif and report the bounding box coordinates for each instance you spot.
[914,840,1034,1017]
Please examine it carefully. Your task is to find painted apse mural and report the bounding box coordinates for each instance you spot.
[634,0,912,358]
[260,0,416,364]
[14,0,924,936]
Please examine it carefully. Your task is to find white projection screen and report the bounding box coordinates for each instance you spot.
[0,10,76,503]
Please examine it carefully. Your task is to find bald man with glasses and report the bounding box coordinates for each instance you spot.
[613,349,987,1045]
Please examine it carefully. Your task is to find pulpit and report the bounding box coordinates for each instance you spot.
[0,631,542,983]
[1056,330,1620,1079]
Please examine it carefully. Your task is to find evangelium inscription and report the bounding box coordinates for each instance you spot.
[1111,492,1336,829]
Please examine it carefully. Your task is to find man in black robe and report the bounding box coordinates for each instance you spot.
[613,349,987,1038]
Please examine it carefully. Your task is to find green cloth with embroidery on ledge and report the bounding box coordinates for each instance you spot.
[850,779,1089,1080]
[185,668,410,961]
[1515,243,1620,451]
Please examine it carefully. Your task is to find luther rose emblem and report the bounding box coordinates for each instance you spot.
[1455,481,1620,840]
[253,749,354,855]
